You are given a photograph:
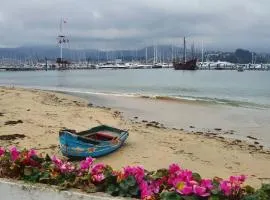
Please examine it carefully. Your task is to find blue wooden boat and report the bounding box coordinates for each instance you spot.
[59,125,129,159]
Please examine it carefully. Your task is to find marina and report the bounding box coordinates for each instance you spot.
[1,0,270,199]
[1,61,269,71]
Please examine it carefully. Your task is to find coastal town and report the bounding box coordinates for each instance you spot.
[1,0,270,199]
[1,49,270,71]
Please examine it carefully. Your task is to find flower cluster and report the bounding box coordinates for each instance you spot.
[80,157,95,172]
[122,166,154,199]
[0,147,5,157]
[0,146,264,200]
[51,155,75,174]
[91,163,106,183]
[168,163,213,197]
[220,175,246,196]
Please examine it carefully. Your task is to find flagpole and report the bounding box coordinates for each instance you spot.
[57,18,68,67]
[59,18,63,62]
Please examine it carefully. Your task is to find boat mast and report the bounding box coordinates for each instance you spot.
[183,37,186,63]
[191,42,195,59]
[153,45,156,64]
[201,40,204,63]
[59,18,64,61]
[171,44,174,62]
[57,18,69,64]
[145,47,148,64]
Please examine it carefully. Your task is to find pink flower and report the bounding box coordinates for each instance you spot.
[239,175,246,182]
[201,179,213,190]
[27,149,37,158]
[189,180,199,186]
[0,147,5,157]
[220,180,232,196]
[92,173,105,182]
[168,164,184,186]
[123,166,145,184]
[229,175,246,185]
[10,146,20,161]
[139,180,153,199]
[148,179,163,194]
[91,163,105,174]
[80,157,95,171]
[59,162,75,173]
[179,170,193,182]
[51,155,63,167]
[90,163,106,183]
[193,185,210,197]
[169,163,181,174]
[180,185,193,195]
[175,181,193,195]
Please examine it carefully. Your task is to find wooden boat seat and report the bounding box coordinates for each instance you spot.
[87,131,117,141]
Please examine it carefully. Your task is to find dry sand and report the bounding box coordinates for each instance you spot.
[0,86,270,187]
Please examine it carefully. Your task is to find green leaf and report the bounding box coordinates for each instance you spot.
[45,154,51,161]
[82,183,97,193]
[209,195,220,200]
[182,196,199,200]
[212,178,221,187]
[160,192,182,200]
[192,172,202,182]
[23,166,32,176]
[104,174,117,185]
[119,181,129,192]
[261,184,270,195]
[152,169,168,179]
[126,176,136,187]
[106,184,118,195]
[125,193,132,197]
[119,189,127,197]
[129,186,139,196]
[211,189,220,195]
[23,167,41,183]
[244,185,255,194]
[59,181,74,190]
[31,155,44,164]
[243,195,258,200]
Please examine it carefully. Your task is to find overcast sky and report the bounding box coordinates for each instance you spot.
[0,0,269,51]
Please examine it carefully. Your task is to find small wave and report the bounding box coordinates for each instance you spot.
[137,94,270,109]
[139,95,198,102]
[191,96,270,109]
[3,84,269,109]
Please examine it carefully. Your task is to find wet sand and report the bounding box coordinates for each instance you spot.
[70,92,270,147]
[0,86,270,187]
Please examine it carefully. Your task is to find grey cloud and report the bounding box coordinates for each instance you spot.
[0,0,269,51]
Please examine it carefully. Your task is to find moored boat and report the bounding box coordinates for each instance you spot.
[237,66,244,72]
[173,37,198,70]
[173,59,197,70]
[59,125,129,159]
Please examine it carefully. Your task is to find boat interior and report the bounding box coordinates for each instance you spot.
[61,129,118,142]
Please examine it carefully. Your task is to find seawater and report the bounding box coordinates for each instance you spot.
[1,69,270,146]
[0,69,270,108]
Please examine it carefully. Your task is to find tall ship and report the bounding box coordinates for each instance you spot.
[173,37,197,70]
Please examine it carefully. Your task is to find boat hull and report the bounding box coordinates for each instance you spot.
[173,59,197,70]
[59,125,129,159]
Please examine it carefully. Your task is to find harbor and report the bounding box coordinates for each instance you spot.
[1,59,270,71]
[1,0,270,199]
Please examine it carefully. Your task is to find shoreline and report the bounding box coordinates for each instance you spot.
[62,89,270,149]
[0,86,270,187]
[3,83,270,109]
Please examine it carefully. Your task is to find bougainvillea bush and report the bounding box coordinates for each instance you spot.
[0,147,269,200]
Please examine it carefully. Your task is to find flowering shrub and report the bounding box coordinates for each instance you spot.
[0,146,269,200]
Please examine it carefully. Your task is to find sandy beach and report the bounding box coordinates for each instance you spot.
[0,86,270,187]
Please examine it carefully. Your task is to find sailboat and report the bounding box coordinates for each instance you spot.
[173,37,197,70]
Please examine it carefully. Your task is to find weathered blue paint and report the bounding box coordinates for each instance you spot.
[59,125,129,158]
